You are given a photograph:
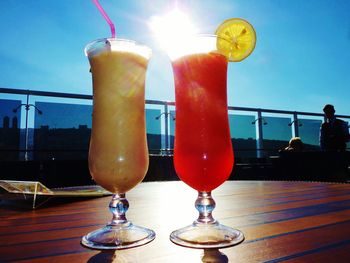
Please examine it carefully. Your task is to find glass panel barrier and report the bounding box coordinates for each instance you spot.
[262,116,292,156]
[229,113,257,159]
[338,118,350,151]
[0,99,22,161]
[146,108,162,154]
[1,88,350,160]
[34,101,92,160]
[298,118,322,150]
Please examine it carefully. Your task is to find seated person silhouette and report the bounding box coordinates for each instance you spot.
[283,137,303,152]
[320,104,350,151]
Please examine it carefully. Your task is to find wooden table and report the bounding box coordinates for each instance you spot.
[1,181,350,262]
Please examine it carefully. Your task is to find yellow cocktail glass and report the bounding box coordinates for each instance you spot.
[81,38,155,250]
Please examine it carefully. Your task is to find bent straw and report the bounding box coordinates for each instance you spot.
[92,0,116,38]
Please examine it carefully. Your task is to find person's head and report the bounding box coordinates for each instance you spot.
[288,137,303,151]
[323,104,335,119]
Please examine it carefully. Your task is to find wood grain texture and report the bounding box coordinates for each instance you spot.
[1,181,350,262]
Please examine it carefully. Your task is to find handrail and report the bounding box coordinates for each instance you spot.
[0,87,175,106]
[0,87,92,100]
[2,87,349,118]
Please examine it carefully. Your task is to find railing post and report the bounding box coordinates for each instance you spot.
[24,93,30,161]
[256,110,264,158]
[292,112,299,138]
[164,104,169,151]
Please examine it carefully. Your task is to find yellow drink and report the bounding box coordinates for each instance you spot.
[82,39,155,250]
[86,39,151,193]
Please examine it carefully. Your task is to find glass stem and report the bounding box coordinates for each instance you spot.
[195,191,217,224]
[108,193,130,226]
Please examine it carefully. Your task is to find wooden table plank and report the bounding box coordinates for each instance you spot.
[1,181,350,262]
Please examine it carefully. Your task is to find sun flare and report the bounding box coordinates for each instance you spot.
[149,9,198,58]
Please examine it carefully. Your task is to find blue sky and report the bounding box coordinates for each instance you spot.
[0,0,349,115]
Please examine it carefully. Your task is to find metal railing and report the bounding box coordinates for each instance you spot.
[1,87,349,160]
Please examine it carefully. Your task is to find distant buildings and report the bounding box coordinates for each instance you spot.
[2,116,18,129]
[0,116,20,161]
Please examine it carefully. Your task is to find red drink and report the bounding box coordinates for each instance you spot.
[172,52,234,192]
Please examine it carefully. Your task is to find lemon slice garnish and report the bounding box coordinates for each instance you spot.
[215,18,256,62]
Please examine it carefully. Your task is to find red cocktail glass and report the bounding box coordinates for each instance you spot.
[169,35,244,248]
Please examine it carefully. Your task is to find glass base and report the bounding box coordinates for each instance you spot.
[82,222,155,250]
[170,221,244,249]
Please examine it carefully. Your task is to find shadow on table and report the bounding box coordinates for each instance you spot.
[202,249,228,262]
[87,251,115,263]
[86,249,228,262]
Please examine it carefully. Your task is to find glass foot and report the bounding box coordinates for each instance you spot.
[82,193,155,250]
[82,222,155,250]
[170,221,244,249]
[170,191,244,249]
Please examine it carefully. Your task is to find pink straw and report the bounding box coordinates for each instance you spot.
[92,0,116,38]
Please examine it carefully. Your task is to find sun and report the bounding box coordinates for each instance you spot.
[149,8,198,58]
